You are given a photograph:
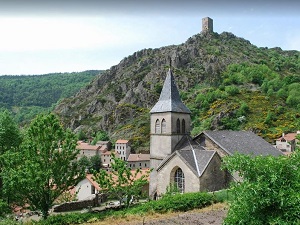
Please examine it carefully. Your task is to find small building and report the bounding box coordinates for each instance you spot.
[115,140,131,161]
[275,131,300,153]
[75,174,100,201]
[76,141,101,158]
[127,154,150,169]
[202,17,213,32]
[101,151,119,169]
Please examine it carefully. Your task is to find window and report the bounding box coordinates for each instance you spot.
[91,185,95,194]
[176,119,180,134]
[174,168,185,193]
[182,119,186,134]
[155,119,160,133]
[161,119,166,133]
[139,163,141,166]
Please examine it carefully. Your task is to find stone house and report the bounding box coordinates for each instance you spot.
[275,131,300,153]
[115,139,131,161]
[76,141,111,159]
[149,68,283,198]
[127,153,150,169]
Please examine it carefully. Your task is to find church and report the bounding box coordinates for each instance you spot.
[149,68,283,198]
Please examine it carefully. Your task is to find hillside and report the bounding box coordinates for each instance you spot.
[54,31,300,151]
[0,70,102,124]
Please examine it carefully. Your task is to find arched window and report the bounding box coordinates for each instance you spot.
[182,119,186,134]
[174,168,185,193]
[155,119,160,133]
[161,119,167,133]
[176,119,180,134]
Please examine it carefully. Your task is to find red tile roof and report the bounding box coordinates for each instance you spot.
[277,133,298,141]
[127,154,150,162]
[77,141,100,151]
[116,140,129,144]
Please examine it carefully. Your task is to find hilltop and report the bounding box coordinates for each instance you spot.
[54,31,300,152]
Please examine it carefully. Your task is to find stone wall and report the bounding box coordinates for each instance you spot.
[53,194,106,212]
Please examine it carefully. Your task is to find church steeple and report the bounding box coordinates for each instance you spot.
[149,67,191,198]
[150,68,191,114]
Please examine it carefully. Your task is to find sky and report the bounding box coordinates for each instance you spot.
[0,0,299,75]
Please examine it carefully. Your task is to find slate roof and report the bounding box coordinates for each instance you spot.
[150,69,191,114]
[157,147,217,177]
[201,130,283,156]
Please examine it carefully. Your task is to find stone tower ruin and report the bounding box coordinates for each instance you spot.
[202,17,213,32]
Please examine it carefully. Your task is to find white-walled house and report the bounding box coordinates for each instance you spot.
[75,174,100,201]
[115,140,131,161]
[127,154,150,169]
[275,131,300,153]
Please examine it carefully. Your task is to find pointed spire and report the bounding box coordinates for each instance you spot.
[150,68,191,114]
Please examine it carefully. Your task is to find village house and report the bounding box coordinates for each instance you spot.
[127,153,150,169]
[76,140,111,159]
[75,169,150,201]
[275,131,300,153]
[115,139,131,161]
[75,174,100,201]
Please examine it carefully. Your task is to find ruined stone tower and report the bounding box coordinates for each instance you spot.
[202,17,213,32]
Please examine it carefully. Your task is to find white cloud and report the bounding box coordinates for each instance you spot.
[0,17,147,52]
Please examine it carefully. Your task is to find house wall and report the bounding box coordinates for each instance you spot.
[275,140,294,152]
[128,160,150,169]
[101,154,113,168]
[76,178,98,201]
[79,149,99,158]
[199,154,229,192]
[115,142,131,161]
[156,156,200,196]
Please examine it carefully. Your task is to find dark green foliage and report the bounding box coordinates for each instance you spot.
[0,70,101,124]
[0,110,22,154]
[91,130,109,145]
[222,152,300,225]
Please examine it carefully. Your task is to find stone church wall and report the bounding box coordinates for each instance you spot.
[200,154,229,191]
[157,155,200,196]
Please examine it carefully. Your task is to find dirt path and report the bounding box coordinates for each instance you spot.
[88,203,228,225]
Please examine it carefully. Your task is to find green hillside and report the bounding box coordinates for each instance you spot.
[54,32,300,151]
[0,70,102,124]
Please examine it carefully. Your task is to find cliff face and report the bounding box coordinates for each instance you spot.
[54,31,298,150]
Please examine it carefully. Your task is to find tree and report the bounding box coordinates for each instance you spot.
[0,110,22,154]
[1,113,85,219]
[222,151,300,225]
[93,154,150,207]
[78,154,102,173]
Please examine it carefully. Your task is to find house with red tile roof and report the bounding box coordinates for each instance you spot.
[115,139,131,161]
[75,169,150,201]
[76,141,111,159]
[275,131,300,153]
[127,153,150,169]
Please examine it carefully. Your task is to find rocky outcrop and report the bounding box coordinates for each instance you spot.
[54,31,276,146]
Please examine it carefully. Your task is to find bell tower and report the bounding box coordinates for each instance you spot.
[149,67,191,198]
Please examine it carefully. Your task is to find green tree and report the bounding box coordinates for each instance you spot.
[93,154,150,207]
[91,130,109,145]
[78,154,102,173]
[0,110,22,154]
[1,113,85,219]
[222,152,300,225]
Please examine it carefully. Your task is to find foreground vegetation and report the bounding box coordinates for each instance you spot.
[0,191,218,225]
